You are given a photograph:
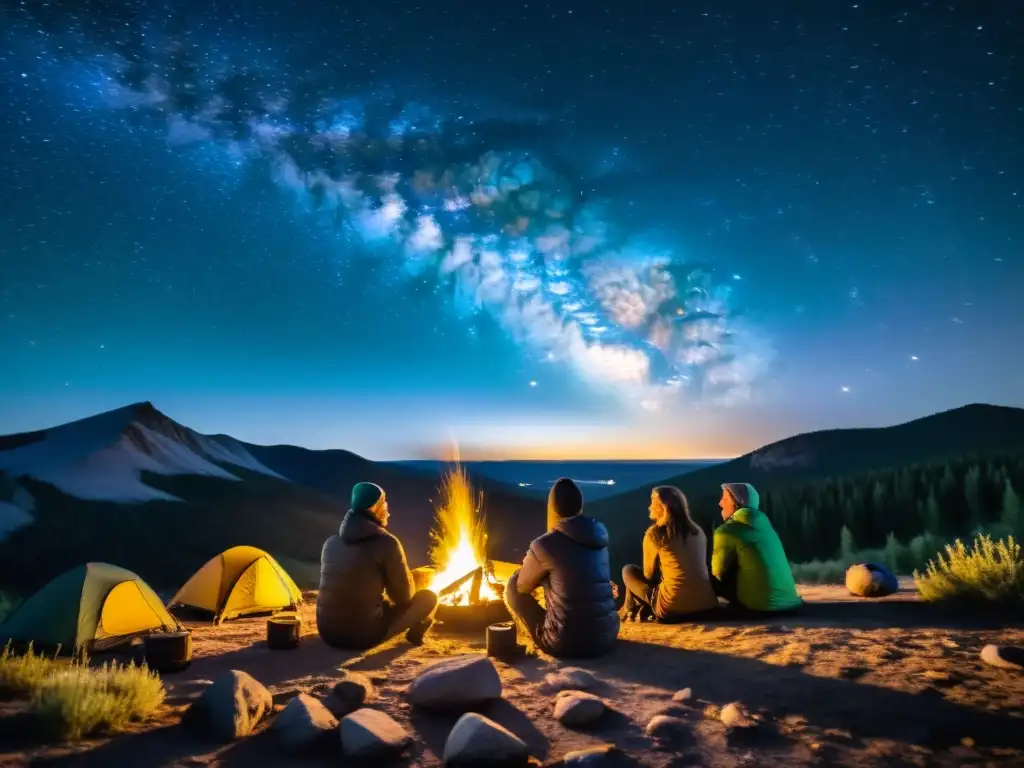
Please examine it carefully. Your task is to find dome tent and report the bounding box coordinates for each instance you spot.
[168,546,302,623]
[0,563,182,655]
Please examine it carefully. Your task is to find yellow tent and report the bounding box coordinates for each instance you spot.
[0,563,182,654]
[168,546,302,623]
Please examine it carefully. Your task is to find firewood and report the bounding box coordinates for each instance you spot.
[267,614,301,650]
[144,630,192,673]
[486,621,524,661]
[470,568,483,604]
[437,567,479,599]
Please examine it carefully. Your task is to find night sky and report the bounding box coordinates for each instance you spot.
[0,1,1021,460]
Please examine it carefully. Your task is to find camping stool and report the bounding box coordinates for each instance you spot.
[267,613,302,650]
[486,621,524,663]
[144,630,193,674]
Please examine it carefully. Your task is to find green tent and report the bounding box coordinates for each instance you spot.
[0,563,182,655]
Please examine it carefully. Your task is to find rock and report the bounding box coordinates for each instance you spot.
[672,687,693,703]
[645,714,688,740]
[324,670,376,717]
[563,744,622,766]
[407,655,502,710]
[443,712,531,767]
[340,708,411,762]
[720,702,755,728]
[980,644,1024,671]
[188,669,273,741]
[273,693,338,752]
[553,691,606,727]
[544,667,600,691]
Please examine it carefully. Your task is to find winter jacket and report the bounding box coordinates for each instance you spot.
[712,507,802,612]
[316,509,415,648]
[516,515,619,658]
[643,524,719,619]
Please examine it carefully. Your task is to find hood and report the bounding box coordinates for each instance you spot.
[729,507,768,529]
[339,509,387,543]
[553,515,609,549]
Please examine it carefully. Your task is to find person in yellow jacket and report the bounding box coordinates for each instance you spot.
[711,482,802,613]
[619,486,719,622]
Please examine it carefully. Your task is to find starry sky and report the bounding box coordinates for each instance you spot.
[0,1,1021,460]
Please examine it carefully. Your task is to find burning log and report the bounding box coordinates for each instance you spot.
[470,568,483,605]
[437,568,480,601]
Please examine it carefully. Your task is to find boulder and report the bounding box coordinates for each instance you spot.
[645,714,688,741]
[188,669,272,741]
[671,687,693,703]
[845,563,899,598]
[407,655,502,710]
[443,712,531,767]
[340,708,411,762]
[544,666,600,691]
[563,744,622,766]
[553,691,606,727]
[324,670,376,717]
[720,702,755,728]
[980,644,1024,671]
[273,693,338,752]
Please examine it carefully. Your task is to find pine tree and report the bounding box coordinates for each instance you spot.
[839,525,856,563]
[964,464,983,529]
[884,531,901,573]
[1001,479,1021,533]
[924,488,942,535]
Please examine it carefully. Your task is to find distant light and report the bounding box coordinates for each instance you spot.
[841,386,850,393]
[529,380,538,387]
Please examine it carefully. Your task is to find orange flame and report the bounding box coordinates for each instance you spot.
[426,462,500,605]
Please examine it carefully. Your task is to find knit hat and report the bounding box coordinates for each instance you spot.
[721,482,759,510]
[351,482,385,512]
[548,477,584,519]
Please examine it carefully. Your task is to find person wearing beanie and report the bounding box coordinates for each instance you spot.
[711,482,802,613]
[317,482,438,649]
[505,477,619,658]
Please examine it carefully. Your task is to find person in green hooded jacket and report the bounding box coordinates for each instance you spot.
[711,482,802,613]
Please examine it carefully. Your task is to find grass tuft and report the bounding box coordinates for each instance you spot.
[0,643,165,741]
[914,533,1024,609]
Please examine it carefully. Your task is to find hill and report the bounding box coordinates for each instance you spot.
[588,403,1024,567]
[0,403,544,595]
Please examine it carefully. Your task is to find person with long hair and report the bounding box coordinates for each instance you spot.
[620,485,719,622]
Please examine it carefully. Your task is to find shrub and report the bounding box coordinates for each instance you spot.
[0,642,59,698]
[32,661,165,741]
[914,533,1024,609]
[0,644,165,741]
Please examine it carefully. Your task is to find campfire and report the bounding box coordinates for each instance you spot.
[419,463,512,629]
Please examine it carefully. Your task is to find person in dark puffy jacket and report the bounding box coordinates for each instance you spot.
[504,477,619,658]
[317,482,437,649]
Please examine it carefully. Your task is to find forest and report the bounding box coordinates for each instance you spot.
[758,451,1023,579]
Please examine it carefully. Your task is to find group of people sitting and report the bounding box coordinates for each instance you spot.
[315,477,802,659]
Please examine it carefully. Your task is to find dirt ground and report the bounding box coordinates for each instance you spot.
[2,582,1024,767]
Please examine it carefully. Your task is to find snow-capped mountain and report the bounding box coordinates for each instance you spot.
[0,402,284,503]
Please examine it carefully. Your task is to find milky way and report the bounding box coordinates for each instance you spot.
[9,3,767,412]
